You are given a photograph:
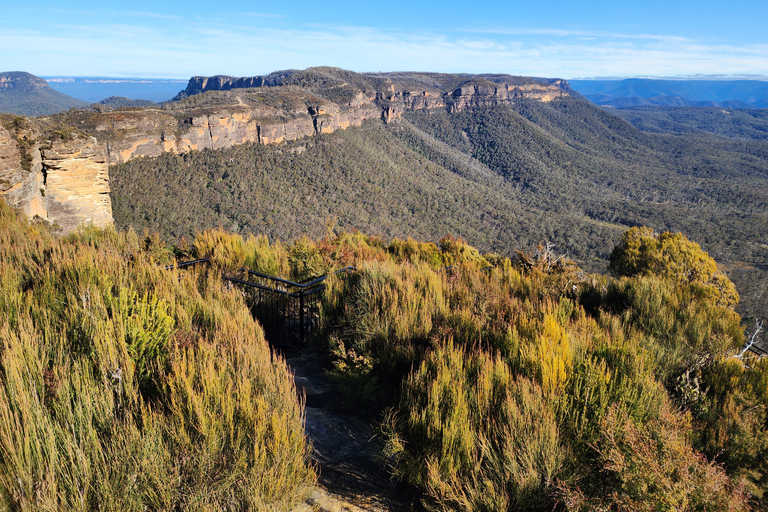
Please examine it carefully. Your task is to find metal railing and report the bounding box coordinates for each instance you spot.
[167,258,354,347]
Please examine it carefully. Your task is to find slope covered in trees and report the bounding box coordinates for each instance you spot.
[110,95,768,319]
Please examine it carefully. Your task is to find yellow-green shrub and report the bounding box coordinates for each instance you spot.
[609,227,739,308]
[0,201,314,510]
[193,227,246,271]
[386,340,564,511]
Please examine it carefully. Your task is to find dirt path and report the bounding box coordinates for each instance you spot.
[285,349,420,512]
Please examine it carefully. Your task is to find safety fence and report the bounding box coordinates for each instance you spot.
[168,259,355,347]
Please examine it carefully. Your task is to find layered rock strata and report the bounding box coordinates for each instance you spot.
[0,124,46,219]
[41,136,112,233]
[1,124,111,232]
[2,69,572,231]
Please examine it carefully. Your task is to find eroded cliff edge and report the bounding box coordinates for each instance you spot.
[0,120,111,232]
[1,68,571,232]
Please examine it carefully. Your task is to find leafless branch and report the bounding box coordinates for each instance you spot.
[735,318,765,360]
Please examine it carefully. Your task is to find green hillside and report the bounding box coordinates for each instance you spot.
[109,96,768,319]
[0,71,89,116]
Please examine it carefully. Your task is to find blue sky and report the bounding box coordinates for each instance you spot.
[2,0,766,79]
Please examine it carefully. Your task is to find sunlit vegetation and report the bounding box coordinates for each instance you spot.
[0,200,314,510]
[163,222,767,510]
[2,194,767,508]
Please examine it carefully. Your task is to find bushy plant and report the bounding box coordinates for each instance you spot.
[558,406,751,511]
[609,227,739,308]
[385,341,564,511]
[193,227,246,271]
[0,201,314,510]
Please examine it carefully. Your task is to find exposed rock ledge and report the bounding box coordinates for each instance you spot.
[2,70,571,232]
[1,123,112,233]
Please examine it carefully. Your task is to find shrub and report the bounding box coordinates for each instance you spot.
[193,227,246,271]
[385,340,564,511]
[609,227,738,308]
[0,201,314,510]
[557,406,751,511]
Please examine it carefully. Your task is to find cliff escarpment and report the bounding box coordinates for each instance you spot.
[45,68,571,168]
[1,67,571,231]
[0,118,112,232]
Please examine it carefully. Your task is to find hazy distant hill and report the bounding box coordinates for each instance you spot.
[45,76,187,103]
[0,71,89,116]
[570,78,768,108]
[97,96,157,109]
[610,106,768,140]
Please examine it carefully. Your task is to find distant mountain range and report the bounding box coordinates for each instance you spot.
[0,71,89,116]
[45,76,187,103]
[3,71,767,118]
[569,78,768,108]
[0,72,172,116]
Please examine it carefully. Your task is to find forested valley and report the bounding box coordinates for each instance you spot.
[3,86,768,509]
[110,97,768,320]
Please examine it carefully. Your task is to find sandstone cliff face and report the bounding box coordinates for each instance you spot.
[87,94,381,164]
[0,124,112,233]
[0,72,49,92]
[0,124,46,219]
[374,80,568,121]
[446,82,568,112]
[41,136,112,233]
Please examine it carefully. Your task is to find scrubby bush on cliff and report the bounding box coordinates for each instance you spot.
[385,341,563,511]
[0,200,314,510]
[146,223,761,509]
[609,226,739,308]
[308,226,754,510]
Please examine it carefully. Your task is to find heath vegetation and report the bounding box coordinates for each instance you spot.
[171,220,765,510]
[2,195,767,510]
[0,200,314,511]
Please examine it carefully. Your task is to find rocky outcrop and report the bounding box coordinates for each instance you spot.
[0,124,46,219]
[446,82,568,112]
[41,136,112,233]
[78,87,383,164]
[372,78,568,121]
[1,124,111,233]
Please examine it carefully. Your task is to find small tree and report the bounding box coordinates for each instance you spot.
[609,227,739,308]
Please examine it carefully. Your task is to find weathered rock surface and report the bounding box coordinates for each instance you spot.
[41,136,112,233]
[1,122,111,232]
[0,124,46,219]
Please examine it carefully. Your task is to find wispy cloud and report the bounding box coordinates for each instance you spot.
[2,16,766,79]
[123,11,181,21]
[463,27,693,44]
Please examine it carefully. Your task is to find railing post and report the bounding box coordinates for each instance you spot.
[299,289,305,346]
